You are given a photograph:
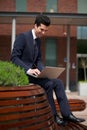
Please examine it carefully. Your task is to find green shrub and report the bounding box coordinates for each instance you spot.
[0,60,29,86]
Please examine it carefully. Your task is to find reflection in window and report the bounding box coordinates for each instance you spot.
[77,26,87,39]
[45,38,57,66]
[46,0,58,12]
[16,0,27,12]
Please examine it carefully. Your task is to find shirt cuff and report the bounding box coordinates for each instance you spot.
[26,69,31,75]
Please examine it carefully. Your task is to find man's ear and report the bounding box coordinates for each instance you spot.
[34,24,37,28]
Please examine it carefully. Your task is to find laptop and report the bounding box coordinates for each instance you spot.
[29,66,65,79]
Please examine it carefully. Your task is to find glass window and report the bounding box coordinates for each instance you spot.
[77,26,87,39]
[77,0,87,39]
[16,0,27,12]
[46,0,58,12]
[45,38,57,66]
[77,0,87,13]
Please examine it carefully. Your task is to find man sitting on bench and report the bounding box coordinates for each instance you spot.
[11,14,85,126]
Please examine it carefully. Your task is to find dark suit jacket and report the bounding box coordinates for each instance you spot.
[11,30,44,72]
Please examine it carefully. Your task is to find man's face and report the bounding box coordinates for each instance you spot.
[34,24,49,38]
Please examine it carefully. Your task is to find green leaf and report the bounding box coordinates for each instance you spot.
[0,60,29,86]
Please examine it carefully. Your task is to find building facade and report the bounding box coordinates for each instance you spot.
[0,0,87,91]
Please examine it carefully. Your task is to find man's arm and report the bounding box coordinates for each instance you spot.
[11,33,30,72]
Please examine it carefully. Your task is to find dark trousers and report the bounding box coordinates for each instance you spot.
[29,76,71,117]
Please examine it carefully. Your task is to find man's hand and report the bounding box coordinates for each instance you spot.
[27,68,41,77]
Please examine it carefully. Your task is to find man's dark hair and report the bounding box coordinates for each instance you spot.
[34,14,51,27]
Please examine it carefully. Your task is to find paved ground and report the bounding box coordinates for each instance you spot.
[66,91,87,126]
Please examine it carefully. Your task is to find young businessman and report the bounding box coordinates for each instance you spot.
[11,14,85,126]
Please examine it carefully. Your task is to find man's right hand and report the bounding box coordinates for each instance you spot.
[27,68,41,77]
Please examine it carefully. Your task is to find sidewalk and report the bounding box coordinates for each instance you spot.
[66,91,87,126]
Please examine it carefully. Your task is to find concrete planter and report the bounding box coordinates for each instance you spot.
[78,82,87,96]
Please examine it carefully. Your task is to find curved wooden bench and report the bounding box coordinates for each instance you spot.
[55,98,86,112]
[0,84,86,130]
[0,84,55,130]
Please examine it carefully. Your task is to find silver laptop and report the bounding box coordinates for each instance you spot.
[29,66,65,79]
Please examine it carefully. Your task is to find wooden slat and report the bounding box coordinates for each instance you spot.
[0,94,46,106]
[0,100,49,114]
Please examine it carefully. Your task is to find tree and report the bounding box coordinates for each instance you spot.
[79,57,87,81]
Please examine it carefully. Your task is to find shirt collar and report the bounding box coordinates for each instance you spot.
[32,29,37,40]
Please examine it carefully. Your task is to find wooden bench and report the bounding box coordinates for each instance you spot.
[55,98,86,112]
[0,84,55,130]
[0,84,86,130]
